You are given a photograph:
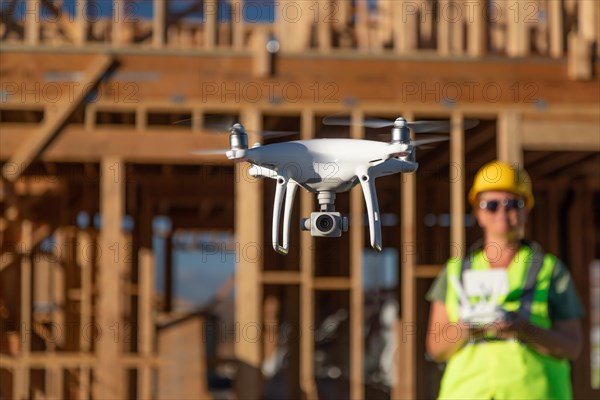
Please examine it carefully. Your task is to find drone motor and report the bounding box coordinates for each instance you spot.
[229,123,248,150]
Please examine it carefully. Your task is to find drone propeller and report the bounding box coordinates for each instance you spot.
[323,115,479,133]
[411,136,449,146]
[174,116,297,139]
[190,149,230,156]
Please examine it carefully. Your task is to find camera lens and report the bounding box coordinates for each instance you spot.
[315,214,335,233]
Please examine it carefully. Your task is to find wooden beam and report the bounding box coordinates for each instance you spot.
[527,152,594,179]
[232,1,244,50]
[46,367,62,399]
[395,0,418,54]
[467,0,486,57]
[437,0,451,55]
[355,0,369,51]
[24,0,39,45]
[234,108,263,399]
[548,0,563,58]
[1,51,599,108]
[40,0,80,44]
[261,270,301,284]
[579,0,598,43]
[317,0,332,52]
[521,116,600,151]
[376,0,393,49]
[204,0,217,49]
[76,229,93,400]
[0,353,160,369]
[299,108,318,400]
[450,111,465,257]
[153,0,166,48]
[506,0,529,57]
[15,220,33,399]
[545,153,600,183]
[138,247,154,399]
[450,1,464,54]
[75,0,88,45]
[350,108,364,400]
[112,0,125,46]
[250,25,269,77]
[1,54,114,181]
[415,264,443,278]
[164,232,173,312]
[312,277,352,290]
[0,126,231,164]
[568,33,593,80]
[497,110,523,164]
[94,158,125,399]
[396,111,416,399]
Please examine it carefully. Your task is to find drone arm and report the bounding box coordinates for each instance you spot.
[249,164,278,179]
[357,172,382,251]
[272,177,297,255]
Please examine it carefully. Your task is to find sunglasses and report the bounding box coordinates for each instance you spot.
[479,199,525,213]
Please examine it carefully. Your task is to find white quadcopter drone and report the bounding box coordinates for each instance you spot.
[193,116,477,255]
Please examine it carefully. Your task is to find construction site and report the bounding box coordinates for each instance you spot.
[0,0,599,399]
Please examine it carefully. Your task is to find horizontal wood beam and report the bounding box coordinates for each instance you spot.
[313,277,351,290]
[2,54,114,181]
[415,264,443,279]
[0,127,231,165]
[262,271,302,284]
[1,51,598,107]
[522,117,600,151]
[0,354,160,368]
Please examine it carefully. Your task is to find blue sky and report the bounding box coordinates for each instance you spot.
[5,0,279,23]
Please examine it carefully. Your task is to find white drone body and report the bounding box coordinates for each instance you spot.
[195,117,459,255]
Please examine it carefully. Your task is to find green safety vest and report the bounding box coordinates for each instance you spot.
[439,241,572,400]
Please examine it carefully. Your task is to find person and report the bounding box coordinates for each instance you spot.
[426,160,584,400]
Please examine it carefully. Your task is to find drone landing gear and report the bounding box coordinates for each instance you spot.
[357,173,383,251]
[272,176,298,255]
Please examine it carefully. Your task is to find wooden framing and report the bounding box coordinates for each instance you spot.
[95,158,125,399]
[76,229,93,399]
[450,111,465,257]
[137,248,154,400]
[1,54,114,182]
[234,108,263,398]
[153,0,166,48]
[15,221,33,399]
[395,0,418,54]
[467,0,486,57]
[1,106,598,399]
[299,109,318,399]
[396,112,417,399]
[1,5,599,398]
[549,0,564,58]
[0,0,593,64]
[506,0,530,57]
[497,110,523,165]
[349,109,365,400]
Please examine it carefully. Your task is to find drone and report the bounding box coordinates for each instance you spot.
[193,116,477,255]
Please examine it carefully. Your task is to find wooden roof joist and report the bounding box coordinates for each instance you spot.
[1,54,114,182]
[522,115,600,151]
[525,151,600,182]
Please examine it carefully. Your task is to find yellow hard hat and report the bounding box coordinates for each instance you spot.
[468,161,534,210]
